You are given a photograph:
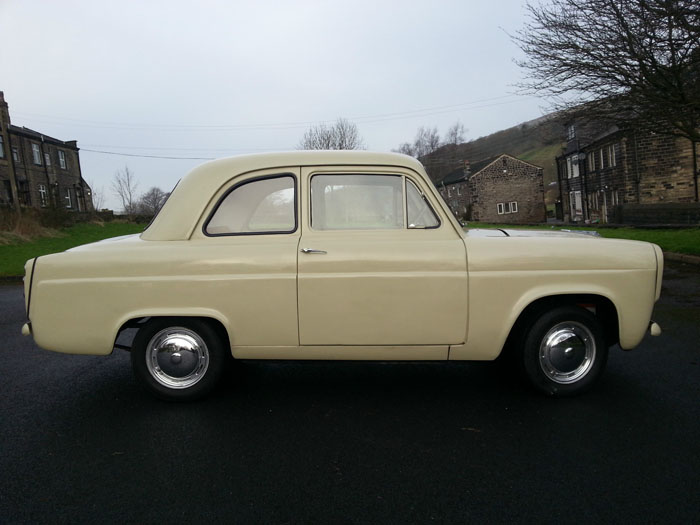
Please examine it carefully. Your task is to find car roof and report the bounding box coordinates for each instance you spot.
[141,151,427,241]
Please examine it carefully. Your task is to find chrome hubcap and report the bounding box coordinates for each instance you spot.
[146,327,209,389]
[539,321,596,384]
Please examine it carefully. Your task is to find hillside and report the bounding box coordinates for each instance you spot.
[421,113,566,191]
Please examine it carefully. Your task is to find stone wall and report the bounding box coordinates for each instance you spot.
[470,155,546,224]
[617,203,700,225]
[437,181,471,220]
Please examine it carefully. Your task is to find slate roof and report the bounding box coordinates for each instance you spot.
[8,125,78,149]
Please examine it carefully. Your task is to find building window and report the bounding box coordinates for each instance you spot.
[497,203,505,214]
[64,188,72,208]
[608,145,617,167]
[510,201,518,213]
[38,184,48,207]
[447,187,452,198]
[44,152,51,166]
[58,150,67,169]
[599,148,605,169]
[0,133,4,158]
[567,125,576,140]
[457,186,461,196]
[567,156,579,178]
[588,152,595,171]
[12,147,20,163]
[32,144,42,165]
[569,191,583,218]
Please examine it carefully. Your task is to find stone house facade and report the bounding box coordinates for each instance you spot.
[437,155,546,224]
[557,122,697,223]
[0,91,93,212]
[436,162,471,220]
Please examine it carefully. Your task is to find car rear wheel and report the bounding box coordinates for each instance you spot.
[131,318,227,401]
[520,306,608,396]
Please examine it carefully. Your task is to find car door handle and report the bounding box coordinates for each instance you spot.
[300,248,327,254]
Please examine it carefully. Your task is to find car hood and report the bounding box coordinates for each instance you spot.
[464,228,600,239]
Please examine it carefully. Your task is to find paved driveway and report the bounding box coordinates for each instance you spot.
[1,262,698,523]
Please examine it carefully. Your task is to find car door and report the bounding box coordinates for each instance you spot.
[297,166,468,348]
[190,168,301,347]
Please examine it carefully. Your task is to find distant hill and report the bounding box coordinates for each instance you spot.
[421,113,567,197]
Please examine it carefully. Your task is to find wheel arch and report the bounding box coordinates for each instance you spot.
[113,311,232,355]
[502,293,619,358]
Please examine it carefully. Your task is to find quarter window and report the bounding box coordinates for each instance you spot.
[406,179,439,228]
[205,175,296,235]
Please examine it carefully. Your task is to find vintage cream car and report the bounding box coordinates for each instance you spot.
[22,151,663,400]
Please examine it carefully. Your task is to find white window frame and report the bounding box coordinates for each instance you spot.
[609,145,616,167]
[44,152,51,166]
[497,202,505,215]
[569,190,583,217]
[599,149,605,169]
[566,157,572,179]
[38,184,48,207]
[510,201,518,213]
[588,152,595,171]
[32,143,42,165]
[12,147,19,162]
[58,150,67,169]
[64,188,72,208]
[567,125,576,140]
[456,185,461,196]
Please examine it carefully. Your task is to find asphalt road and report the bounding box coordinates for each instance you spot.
[1,262,699,524]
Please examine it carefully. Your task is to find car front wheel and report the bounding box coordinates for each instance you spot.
[520,306,608,396]
[131,318,227,401]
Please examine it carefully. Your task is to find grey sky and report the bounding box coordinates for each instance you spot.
[0,0,544,211]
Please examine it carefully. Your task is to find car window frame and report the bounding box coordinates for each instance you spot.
[405,177,441,230]
[203,173,298,237]
[308,172,441,232]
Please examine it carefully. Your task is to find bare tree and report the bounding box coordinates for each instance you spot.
[394,126,442,158]
[87,179,105,211]
[111,166,139,216]
[514,0,700,199]
[444,121,466,145]
[298,118,365,150]
[137,186,168,216]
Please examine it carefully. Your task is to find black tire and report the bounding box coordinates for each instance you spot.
[131,318,227,401]
[519,306,608,397]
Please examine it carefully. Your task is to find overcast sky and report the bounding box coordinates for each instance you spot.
[0,0,546,211]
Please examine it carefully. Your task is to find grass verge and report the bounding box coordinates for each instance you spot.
[467,223,700,256]
[0,222,146,277]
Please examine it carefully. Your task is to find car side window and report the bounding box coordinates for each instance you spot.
[205,175,296,235]
[311,174,404,230]
[406,179,439,228]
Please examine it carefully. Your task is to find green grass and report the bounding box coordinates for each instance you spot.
[0,222,146,277]
[466,223,700,256]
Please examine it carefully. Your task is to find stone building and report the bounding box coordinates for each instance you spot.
[437,161,472,220]
[0,91,92,212]
[437,155,546,224]
[557,122,697,223]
